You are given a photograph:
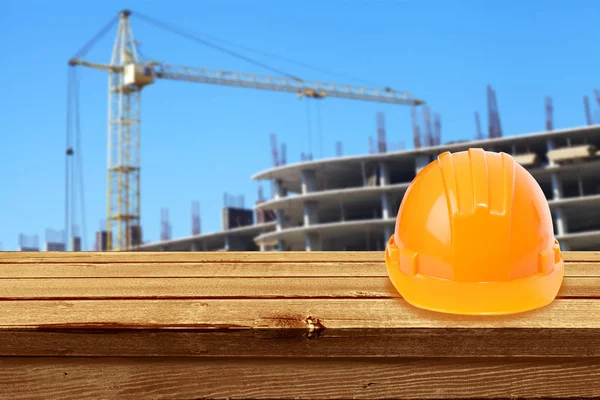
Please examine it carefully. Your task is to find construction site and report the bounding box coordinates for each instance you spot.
[11,9,600,252]
[137,122,600,252]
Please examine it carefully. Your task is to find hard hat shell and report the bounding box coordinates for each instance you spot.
[385,148,564,315]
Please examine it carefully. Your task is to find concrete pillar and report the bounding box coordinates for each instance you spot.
[275,210,285,231]
[551,174,564,199]
[547,139,568,236]
[379,159,394,246]
[381,192,393,220]
[71,237,81,252]
[300,169,319,252]
[190,242,199,251]
[272,179,287,235]
[305,232,322,251]
[259,243,266,251]
[546,139,556,166]
[415,155,430,174]
[554,208,568,237]
[383,224,393,244]
[550,171,568,236]
[378,161,390,186]
[301,169,317,194]
[361,161,367,186]
[381,160,394,244]
[379,162,394,243]
[224,236,230,251]
[273,179,286,199]
[379,158,395,243]
[301,169,320,252]
[303,201,319,226]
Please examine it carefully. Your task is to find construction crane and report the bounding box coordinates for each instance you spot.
[68,9,425,251]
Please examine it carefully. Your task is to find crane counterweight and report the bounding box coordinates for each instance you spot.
[124,64,155,87]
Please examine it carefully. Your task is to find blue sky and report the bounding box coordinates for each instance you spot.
[0,0,598,250]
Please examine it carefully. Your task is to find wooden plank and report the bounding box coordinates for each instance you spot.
[0,251,597,263]
[1,357,600,399]
[0,261,597,278]
[0,251,384,263]
[565,251,600,262]
[0,277,395,299]
[0,262,388,278]
[0,276,596,299]
[0,298,599,329]
[1,328,600,358]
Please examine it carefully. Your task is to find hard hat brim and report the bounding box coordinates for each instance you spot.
[385,236,565,316]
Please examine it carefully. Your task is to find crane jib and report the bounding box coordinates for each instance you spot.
[155,70,422,106]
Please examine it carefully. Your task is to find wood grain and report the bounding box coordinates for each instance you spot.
[0,251,599,399]
[0,276,597,299]
[1,298,599,329]
[0,261,598,277]
[2,357,600,399]
[0,262,389,278]
[1,328,600,358]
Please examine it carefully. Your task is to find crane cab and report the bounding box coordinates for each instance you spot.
[124,63,155,87]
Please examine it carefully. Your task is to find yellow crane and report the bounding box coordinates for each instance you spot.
[69,9,424,251]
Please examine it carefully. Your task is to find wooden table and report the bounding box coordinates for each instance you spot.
[1,251,600,399]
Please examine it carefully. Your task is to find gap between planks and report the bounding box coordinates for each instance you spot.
[0,262,598,278]
[0,251,598,263]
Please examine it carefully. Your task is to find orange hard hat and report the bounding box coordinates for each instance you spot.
[385,148,564,315]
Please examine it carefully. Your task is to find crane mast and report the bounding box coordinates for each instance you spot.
[69,10,424,251]
[104,10,147,251]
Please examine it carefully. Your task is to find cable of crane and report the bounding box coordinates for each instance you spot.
[66,68,77,250]
[133,12,303,82]
[64,68,73,250]
[74,69,88,251]
[71,14,120,60]
[64,66,88,251]
[316,101,323,158]
[305,99,313,160]
[133,19,383,87]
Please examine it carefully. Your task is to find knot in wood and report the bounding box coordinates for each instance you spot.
[305,316,324,333]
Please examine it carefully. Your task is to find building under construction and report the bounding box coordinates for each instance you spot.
[135,193,276,251]
[249,124,600,252]
[139,91,600,252]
